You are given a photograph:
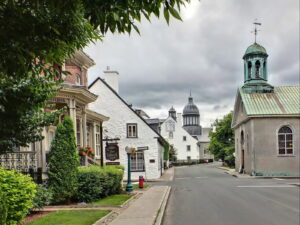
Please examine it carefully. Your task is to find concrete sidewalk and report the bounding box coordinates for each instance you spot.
[107,186,170,225]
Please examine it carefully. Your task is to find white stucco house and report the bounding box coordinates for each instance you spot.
[88,69,165,180]
[161,112,200,162]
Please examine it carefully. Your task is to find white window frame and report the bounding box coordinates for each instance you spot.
[187,145,191,151]
[127,123,138,138]
[277,125,294,156]
[95,125,101,157]
[183,136,187,141]
[131,152,145,172]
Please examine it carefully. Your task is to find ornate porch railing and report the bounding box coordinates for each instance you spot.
[0,151,38,172]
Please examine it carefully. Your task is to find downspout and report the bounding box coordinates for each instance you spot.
[100,122,104,167]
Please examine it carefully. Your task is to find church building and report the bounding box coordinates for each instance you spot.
[161,95,213,163]
[232,41,300,176]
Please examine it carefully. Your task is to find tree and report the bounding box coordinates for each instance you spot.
[48,117,79,204]
[0,0,190,153]
[208,112,235,166]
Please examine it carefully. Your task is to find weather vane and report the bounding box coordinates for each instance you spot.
[251,19,262,43]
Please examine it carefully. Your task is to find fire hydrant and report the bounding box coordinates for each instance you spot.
[139,175,144,188]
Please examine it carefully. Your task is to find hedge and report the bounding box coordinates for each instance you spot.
[0,168,36,225]
[76,166,124,203]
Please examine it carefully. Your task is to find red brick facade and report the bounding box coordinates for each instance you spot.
[65,65,88,87]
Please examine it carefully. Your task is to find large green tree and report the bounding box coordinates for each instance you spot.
[48,117,79,204]
[208,112,235,166]
[0,0,190,153]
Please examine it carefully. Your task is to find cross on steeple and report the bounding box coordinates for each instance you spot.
[251,19,262,43]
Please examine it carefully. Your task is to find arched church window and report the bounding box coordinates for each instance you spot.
[278,126,293,155]
[255,60,260,78]
[247,61,252,79]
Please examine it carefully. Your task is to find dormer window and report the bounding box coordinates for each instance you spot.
[255,60,260,78]
[75,74,81,85]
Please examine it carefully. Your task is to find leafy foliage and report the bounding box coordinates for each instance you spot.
[48,117,79,204]
[0,0,190,153]
[0,168,37,225]
[76,166,124,203]
[208,112,235,166]
[163,140,170,161]
[32,185,53,210]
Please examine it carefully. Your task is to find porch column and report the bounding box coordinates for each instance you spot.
[82,107,87,147]
[68,99,77,140]
[92,122,97,155]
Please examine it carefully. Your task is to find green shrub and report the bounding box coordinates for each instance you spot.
[48,117,79,204]
[32,185,53,210]
[0,192,8,225]
[76,166,123,203]
[0,168,36,225]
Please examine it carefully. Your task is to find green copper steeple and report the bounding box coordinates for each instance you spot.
[242,42,274,93]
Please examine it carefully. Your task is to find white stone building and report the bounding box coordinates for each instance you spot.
[89,69,165,180]
[161,112,200,162]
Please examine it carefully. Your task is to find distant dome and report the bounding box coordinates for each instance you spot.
[183,97,199,116]
[169,106,176,113]
[244,43,268,58]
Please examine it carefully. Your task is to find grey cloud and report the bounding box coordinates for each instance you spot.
[85,0,299,124]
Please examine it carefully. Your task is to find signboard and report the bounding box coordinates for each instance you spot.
[106,162,120,166]
[105,143,119,161]
[137,146,149,151]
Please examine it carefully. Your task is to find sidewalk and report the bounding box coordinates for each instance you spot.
[107,186,170,225]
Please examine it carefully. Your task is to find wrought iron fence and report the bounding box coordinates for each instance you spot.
[0,151,38,172]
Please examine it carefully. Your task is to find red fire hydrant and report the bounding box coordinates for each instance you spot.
[139,175,144,188]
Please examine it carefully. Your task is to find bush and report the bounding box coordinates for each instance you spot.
[0,168,36,225]
[48,117,79,204]
[76,166,124,203]
[32,185,53,210]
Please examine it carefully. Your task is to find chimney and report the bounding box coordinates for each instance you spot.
[104,66,119,93]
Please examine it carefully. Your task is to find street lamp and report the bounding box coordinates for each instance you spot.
[125,146,135,192]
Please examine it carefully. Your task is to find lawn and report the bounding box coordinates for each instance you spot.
[132,183,149,190]
[27,210,110,225]
[92,194,133,206]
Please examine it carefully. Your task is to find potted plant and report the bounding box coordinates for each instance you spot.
[79,147,87,156]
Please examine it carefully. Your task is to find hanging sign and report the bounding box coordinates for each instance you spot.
[105,143,119,161]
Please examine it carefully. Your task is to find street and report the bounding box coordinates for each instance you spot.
[162,163,300,225]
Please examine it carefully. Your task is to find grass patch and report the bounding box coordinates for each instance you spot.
[92,194,133,206]
[27,210,110,225]
[132,183,149,190]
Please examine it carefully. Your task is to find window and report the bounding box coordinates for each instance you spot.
[165,120,175,132]
[247,61,252,79]
[127,123,137,138]
[187,156,191,161]
[131,152,145,172]
[187,145,191,151]
[278,126,293,155]
[169,132,173,139]
[95,125,101,157]
[255,60,260,78]
[183,136,187,141]
[75,74,81,85]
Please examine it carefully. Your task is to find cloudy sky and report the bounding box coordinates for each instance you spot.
[84,0,299,127]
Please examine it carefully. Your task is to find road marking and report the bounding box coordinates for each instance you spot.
[195,177,208,179]
[273,178,285,180]
[175,177,188,180]
[237,185,294,188]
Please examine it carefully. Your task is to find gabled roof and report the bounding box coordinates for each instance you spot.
[89,77,166,145]
[240,86,300,115]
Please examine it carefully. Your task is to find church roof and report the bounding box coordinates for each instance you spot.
[240,86,300,115]
[183,125,202,136]
[244,43,268,58]
[183,96,199,115]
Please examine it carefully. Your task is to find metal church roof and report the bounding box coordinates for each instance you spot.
[240,86,300,115]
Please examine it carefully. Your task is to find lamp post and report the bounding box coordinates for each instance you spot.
[125,146,134,192]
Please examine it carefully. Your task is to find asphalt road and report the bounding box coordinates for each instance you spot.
[162,163,300,225]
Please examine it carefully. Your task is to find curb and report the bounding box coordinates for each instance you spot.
[93,210,118,225]
[154,186,171,225]
[120,193,142,208]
